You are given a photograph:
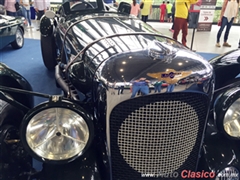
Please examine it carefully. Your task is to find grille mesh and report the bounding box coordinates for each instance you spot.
[110,93,208,180]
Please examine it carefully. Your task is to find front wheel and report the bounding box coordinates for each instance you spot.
[11,27,24,49]
[41,34,58,71]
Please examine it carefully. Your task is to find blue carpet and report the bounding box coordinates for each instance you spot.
[198,52,219,60]
[0,38,220,170]
[0,39,61,105]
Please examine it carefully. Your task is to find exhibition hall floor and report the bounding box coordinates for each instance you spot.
[24,21,240,54]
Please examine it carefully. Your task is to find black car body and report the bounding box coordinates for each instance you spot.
[0,0,240,179]
[0,14,24,50]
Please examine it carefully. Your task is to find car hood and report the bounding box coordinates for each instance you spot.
[64,13,168,54]
[66,13,213,98]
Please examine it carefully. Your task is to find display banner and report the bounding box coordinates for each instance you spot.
[197,0,217,31]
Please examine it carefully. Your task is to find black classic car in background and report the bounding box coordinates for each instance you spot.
[0,0,240,179]
[0,14,24,50]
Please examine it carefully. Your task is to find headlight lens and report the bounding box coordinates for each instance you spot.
[223,98,240,137]
[26,107,89,160]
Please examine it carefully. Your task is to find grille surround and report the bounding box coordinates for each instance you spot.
[109,92,209,180]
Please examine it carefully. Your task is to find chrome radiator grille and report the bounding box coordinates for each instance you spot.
[109,93,209,180]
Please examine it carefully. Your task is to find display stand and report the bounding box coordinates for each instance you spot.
[188,12,200,51]
[190,28,196,51]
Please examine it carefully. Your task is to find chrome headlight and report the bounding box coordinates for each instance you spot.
[224,98,240,137]
[21,98,93,163]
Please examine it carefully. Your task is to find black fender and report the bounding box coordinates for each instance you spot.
[198,119,240,174]
[0,63,33,113]
[198,86,240,175]
[209,49,240,90]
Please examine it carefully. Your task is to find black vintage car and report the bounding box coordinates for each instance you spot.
[0,0,240,179]
[0,14,24,50]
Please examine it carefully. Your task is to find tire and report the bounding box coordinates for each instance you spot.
[41,34,57,71]
[11,27,24,49]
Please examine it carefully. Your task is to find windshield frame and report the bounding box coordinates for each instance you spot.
[61,0,106,16]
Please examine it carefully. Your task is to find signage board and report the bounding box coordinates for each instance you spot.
[197,0,217,31]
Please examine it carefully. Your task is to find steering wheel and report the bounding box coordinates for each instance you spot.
[70,1,94,11]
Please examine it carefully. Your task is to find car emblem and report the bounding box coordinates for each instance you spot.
[147,69,192,84]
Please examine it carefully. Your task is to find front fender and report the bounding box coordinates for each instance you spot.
[0,63,33,109]
[199,120,240,174]
[209,49,240,90]
[199,83,240,175]
[40,15,54,37]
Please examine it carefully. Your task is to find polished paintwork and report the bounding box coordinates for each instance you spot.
[0,15,24,49]
[209,49,240,90]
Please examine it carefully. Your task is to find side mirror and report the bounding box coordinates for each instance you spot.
[117,2,131,15]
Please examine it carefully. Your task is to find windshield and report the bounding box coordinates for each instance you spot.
[62,0,100,11]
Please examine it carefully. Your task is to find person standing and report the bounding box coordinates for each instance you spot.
[159,1,166,22]
[131,78,150,98]
[153,81,163,93]
[173,0,198,47]
[140,0,152,23]
[4,0,17,16]
[34,0,50,30]
[216,0,239,48]
[166,1,172,22]
[169,2,175,32]
[166,83,175,92]
[20,0,32,28]
[130,0,140,17]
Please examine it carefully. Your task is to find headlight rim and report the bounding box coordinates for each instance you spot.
[20,99,94,164]
[215,87,240,139]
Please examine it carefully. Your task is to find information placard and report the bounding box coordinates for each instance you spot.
[197,0,217,31]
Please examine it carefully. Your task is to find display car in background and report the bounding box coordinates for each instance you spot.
[0,0,240,179]
[0,14,24,50]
